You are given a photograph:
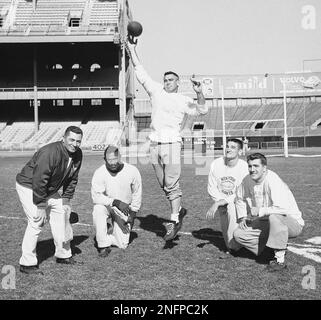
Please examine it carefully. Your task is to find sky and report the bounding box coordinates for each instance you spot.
[129,0,321,84]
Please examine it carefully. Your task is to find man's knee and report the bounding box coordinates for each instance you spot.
[233,227,248,243]
[165,187,182,201]
[268,214,288,233]
[28,219,43,232]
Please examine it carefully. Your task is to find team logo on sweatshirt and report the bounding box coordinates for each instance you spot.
[220,176,236,196]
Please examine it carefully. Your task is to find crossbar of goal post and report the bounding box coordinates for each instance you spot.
[220,83,288,158]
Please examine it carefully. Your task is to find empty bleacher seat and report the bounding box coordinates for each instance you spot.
[80,120,119,148]
[0,122,34,144]
[89,0,118,26]
[14,0,87,26]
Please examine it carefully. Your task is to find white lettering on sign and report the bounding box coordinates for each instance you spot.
[233,77,267,90]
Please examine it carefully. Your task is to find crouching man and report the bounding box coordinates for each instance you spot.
[91,145,142,257]
[233,153,304,271]
[16,126,83,274]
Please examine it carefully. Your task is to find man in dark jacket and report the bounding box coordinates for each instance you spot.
[16,126,83,274]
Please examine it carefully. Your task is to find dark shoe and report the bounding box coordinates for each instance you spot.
[98,247,112,258]
[265,259,287,272]
[163,221,181,241]
[19,265,44,275]
[178,207,187,225]
[56,257,84,265]
[69,211,79,224]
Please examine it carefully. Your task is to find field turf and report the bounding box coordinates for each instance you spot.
[0,152,320,300]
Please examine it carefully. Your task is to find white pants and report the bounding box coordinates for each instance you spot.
[92,204,130,249]
[233,214,303,255]
[218,203,242,251]
[16,183,73,266]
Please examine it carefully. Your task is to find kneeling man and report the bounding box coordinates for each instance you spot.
[91,145,142,257]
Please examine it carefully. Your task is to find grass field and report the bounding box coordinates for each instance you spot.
[0,151,321,300]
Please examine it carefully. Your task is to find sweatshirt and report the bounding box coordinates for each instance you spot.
[91,162,142,212]
[208,157,249,204]
[235,169,304,226]
[135,64,208,143]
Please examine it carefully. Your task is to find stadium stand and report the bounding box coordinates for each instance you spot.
[25,122,67,146]
[0,0,119,36]
[179,102,321,133]
[14,0,87,26]
[88,0,118,26]
[1,1,321,151]
[0,122,34,144]
[80,120,119,148]
[0,0,11,10]
[0,122,6,133]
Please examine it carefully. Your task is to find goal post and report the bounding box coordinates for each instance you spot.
[261,141,298,149]
[220,83,289,157]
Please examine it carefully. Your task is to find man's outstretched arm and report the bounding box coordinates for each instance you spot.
[125,38,141,68]
[125,38,160,96]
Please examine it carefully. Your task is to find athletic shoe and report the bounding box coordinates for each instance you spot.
[265,259,287,272]
[56,257,84,265]
[19,265,44,275]
[98,247,112,258]
[163,208,187,241]
[69,211,79,224]
[163,221,180,241]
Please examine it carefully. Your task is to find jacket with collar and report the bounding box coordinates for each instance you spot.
[16,141,82,208]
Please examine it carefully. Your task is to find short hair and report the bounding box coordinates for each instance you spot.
[104,145,119,160]
[247,153,267,166]
[64,126,83,137]
[227,138,243,150]
[164,71,179,79]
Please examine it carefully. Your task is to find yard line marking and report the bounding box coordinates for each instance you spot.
[0,215,222,238]
[287,243,321,248]
[287,246,321,263]
[0,215,25,220]
[1,214,321,263]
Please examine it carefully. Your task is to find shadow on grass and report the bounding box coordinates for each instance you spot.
[255,247,275,265]
[37,235,88,265]
[191,228,226,251]
[191,228,259,261]
[162,237,180,250]
[137,214,183,250]
[136,214,168,238]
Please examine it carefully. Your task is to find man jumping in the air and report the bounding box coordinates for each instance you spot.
[126,37,208,242]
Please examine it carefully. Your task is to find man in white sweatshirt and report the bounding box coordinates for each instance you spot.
[234,153,304,271]
[207,139,248,258]
[91,145,142,257]
[126,37,208,241]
